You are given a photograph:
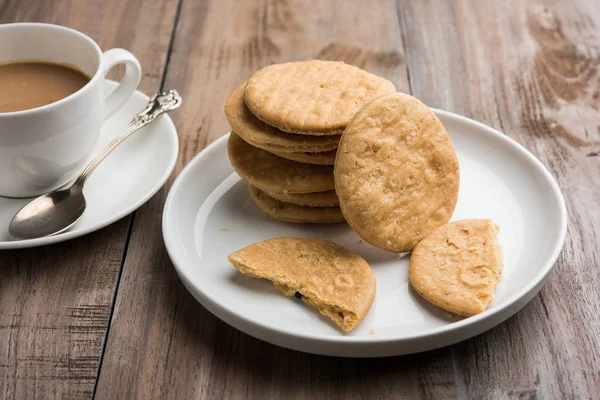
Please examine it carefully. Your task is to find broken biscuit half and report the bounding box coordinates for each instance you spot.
[409,219,503,316]
[228,237,376,332]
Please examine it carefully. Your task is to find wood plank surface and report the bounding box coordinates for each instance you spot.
[397,0,600,398]
[0,1,179,399]
[2,0,599,398]
[94,0,413,398]
[96,0,600,398]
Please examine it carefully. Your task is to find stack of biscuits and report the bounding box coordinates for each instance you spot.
[226,63,505,330]
[225,60,396,223]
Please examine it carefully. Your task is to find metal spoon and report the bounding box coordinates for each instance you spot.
[9,89,182,240]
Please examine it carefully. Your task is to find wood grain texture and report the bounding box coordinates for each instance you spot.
[0,0,179,399]
[398,0,600,398]
[3,0,599,398]
[94,0,413,398]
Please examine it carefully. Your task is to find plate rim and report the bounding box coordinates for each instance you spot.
[0,82,179,250]
[162,109,567,347]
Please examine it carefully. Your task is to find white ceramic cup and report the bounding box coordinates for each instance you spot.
[0,23,142,198]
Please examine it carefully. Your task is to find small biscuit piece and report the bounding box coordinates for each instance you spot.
[228,132,335,194]
[245,60,396,135]
[335,92,460,252]
[228,237,376,331]
[269,149,336,165]
[409,219,503,317]
[262,187,340,207]
[249,185,344,223]
[225,84,341,153]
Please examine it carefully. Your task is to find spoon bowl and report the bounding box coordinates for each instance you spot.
[9,185,86,239]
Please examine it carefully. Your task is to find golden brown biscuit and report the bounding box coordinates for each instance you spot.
[228,237,376,331]
[225,84,341,153]
[228,132,335,194]
[245,60,396,135]
[409,219,503,317]
[335,92,460,252]
[269,149,336,165]
[262,187,340,207]
[248,185,344,223]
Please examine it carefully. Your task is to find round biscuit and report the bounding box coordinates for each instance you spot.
[228,132,334,194]
[269,148,336,165]
[261,186,339,207]
[225,84,340,152]
[244,60,396,135]
[248,185,345,224]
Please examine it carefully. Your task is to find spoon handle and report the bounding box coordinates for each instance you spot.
[75,89,182,186]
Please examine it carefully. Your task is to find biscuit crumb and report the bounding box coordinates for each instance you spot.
[369,329,376,335]
[219,228,228,232]
[357,239,363,244]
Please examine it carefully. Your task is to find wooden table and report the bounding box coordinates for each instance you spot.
[1,0,598,398]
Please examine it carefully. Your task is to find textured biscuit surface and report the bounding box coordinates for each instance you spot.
[225,84,340,152]
[262,187,340,207]
[249,185,344,223]
[245,60,396,135]
[228,237,376,331]
[269,148,336,165]
[335,92,460,252]
[228,132,335,194]
[409,219,503,317]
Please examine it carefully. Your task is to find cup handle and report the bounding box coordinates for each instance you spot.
[102,48,142,120]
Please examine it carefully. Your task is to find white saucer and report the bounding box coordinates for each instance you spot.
[0,81,178,249]
[162,110,566,357]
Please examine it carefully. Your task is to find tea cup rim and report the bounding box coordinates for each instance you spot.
[0,22,104,117]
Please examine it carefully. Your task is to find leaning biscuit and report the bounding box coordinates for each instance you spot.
[248,185,345,223]
[225,84,341,153]
[244,60,396,135]
[335,92,460,252]
[228,132,335,194]
[409,219,503,317]
[228,237,376,331]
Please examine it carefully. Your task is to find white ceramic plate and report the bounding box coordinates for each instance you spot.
[163,110,566,357]
[0,81,178,249]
